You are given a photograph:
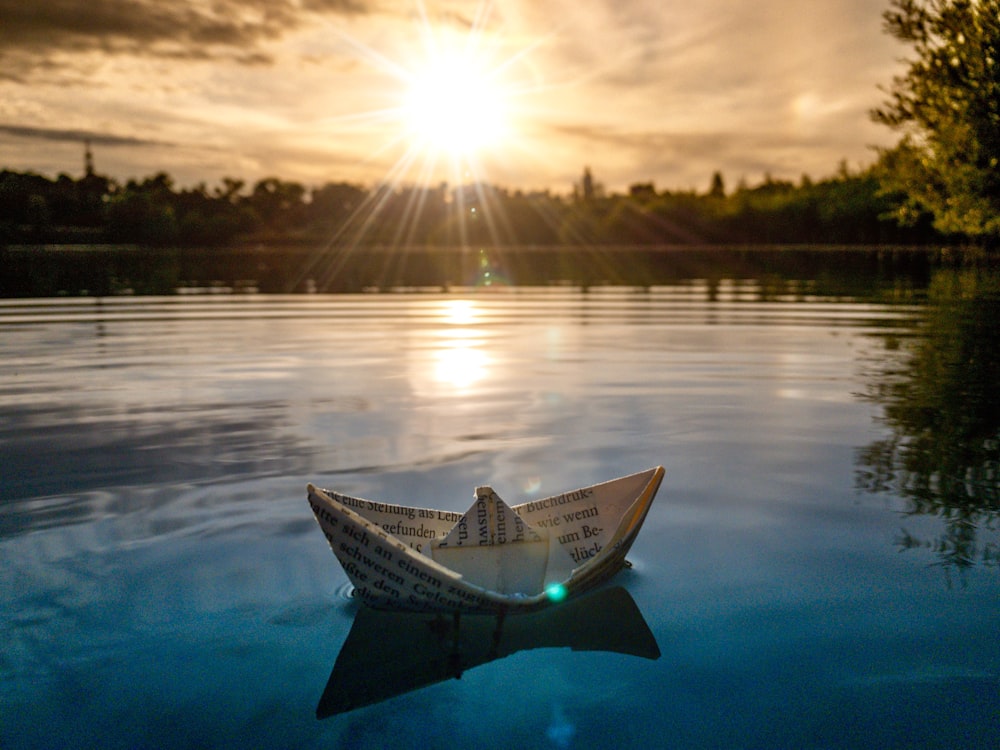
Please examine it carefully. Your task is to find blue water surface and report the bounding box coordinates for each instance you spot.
[2,284,998,749]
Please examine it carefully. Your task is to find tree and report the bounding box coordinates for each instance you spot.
[214,177,246,204]
[873,0,1000,241]
[247,177,306,232]
[708,171,726,199]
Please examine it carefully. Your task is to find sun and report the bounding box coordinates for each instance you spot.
[390,5,527,167]
[403,53,508,159]
[321,5,550,197]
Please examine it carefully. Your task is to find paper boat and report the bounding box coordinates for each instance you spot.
[307,466,664,614]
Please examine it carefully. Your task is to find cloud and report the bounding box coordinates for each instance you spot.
[0,124,171,148]
[537,120,877,191]
[0,0,369,75]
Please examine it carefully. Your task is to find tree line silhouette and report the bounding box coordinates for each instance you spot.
[0,162,946,250]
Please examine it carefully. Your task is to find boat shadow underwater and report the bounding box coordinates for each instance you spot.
[316,585,660,717]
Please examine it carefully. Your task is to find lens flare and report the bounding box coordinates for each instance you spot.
[545,582,568,602]
[302,4,555,290]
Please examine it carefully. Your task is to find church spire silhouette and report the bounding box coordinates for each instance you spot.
[84,140,95,177]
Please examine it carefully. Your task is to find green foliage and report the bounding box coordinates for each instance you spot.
[247,177,307,235]
[873,0,1000,240]
[105,173,180,245]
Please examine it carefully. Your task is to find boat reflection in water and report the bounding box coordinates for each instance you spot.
[316,585,659,717]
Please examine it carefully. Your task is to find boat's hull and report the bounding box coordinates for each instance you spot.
[307,466,664,614]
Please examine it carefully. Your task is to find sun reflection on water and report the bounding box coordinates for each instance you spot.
[441,298,477,325]
[433,338,490,391]
[411,298,493,395]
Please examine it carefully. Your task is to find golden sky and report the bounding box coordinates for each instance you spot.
[0,0,904,194]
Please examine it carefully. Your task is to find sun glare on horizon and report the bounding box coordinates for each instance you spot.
[402,48,511,161]
[306,3,555,272]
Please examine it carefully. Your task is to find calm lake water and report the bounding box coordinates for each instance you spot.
[2,276,998,749]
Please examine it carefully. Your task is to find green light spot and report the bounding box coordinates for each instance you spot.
[545,583,568,602]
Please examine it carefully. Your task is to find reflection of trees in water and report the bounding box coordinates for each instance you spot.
[856,268,1000,573]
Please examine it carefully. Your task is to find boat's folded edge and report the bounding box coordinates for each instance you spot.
[548,465,665,598]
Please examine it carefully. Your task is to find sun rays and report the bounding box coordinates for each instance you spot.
[295,2,561,291]
[323,2,543,185]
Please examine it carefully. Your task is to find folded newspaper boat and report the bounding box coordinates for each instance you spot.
[307,466,664,614]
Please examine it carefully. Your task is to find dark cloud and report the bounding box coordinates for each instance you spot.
[0,124,171,148]
[0,0,369,73]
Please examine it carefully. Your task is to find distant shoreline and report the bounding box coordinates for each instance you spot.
[2,240,955,254]
[1,243,985,298]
